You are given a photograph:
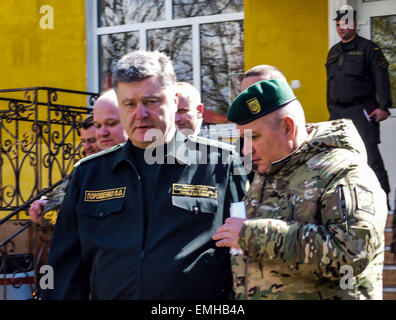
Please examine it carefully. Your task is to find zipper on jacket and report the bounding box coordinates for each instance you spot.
[336,184,349,239]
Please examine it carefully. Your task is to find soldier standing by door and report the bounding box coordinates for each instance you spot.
[325,7,392,201]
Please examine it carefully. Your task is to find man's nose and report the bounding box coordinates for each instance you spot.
[242,140,253,156]
[136,103,149,119]
[98,125,109,136]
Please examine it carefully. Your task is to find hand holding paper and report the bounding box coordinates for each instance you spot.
[212,202,247,255]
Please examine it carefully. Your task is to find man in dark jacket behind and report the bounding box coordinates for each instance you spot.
[325,6,392,199]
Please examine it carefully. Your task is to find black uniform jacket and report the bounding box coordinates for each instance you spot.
[326,35,392,109]
[42,131,247,300]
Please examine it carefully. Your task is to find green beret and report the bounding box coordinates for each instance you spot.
[227,79,296,125]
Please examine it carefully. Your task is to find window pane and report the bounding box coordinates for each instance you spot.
[371,15,396,107]
[200,21,244,114]
[98,0,165,27]
[99,32,139,90]
[173,0,243,19]
[147,27,193,83]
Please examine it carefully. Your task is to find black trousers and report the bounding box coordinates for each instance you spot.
[328,104,390,194]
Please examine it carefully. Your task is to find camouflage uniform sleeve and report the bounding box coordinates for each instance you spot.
[238,165,387,280]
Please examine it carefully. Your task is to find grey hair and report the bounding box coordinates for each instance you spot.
[244,65,287,82]
[112,50,176,89]
[264,99,306,130]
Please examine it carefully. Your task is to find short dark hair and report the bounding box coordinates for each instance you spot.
[81,114,94,130]
[112,50,176,89]
[244,65,287,82]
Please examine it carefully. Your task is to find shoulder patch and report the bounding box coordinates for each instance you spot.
[187,135,236,152]
[376,55,389,69]
[354,185,375,215]
[74,143,124,168]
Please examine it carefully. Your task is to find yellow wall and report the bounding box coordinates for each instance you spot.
[0,0,87,219]
[0,0,86,91]
[244,0,329,122]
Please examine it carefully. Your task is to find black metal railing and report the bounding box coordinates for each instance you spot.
[0,87,98,299]
[0,176,68,300]
[0,87,98,212]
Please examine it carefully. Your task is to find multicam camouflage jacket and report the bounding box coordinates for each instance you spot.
[233,119,388,300]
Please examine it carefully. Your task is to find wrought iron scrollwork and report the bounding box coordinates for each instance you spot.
[0,87,98,212]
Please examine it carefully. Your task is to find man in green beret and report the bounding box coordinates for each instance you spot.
[213,67,388,300]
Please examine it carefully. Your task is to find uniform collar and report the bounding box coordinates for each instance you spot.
[112,129,190,171]
[263,125,314,176]
[264,150,296,176]
[340,34,359,51]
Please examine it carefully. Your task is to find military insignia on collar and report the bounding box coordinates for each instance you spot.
[84,187,126,202]
[377,56,388,69]
[354,185,374,214]
[172,184,218,199]
[246,97,261,114]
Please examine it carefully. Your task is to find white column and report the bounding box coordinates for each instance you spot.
[192,23,201,93]
[86,0,99,92]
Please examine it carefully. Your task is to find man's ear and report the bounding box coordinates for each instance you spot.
[283,116,296,139]
[172,92,179,112]
[197,103,204,119]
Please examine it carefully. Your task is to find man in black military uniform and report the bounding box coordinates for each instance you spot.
[41,50,246,300]
[325,7,392,197]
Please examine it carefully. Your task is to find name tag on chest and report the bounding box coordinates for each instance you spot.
[172,184,218,199]
[84,187,126,202]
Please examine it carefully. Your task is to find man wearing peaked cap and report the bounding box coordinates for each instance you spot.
[333,7,357,22]
[213,67,388,300]
[326,6,392,200]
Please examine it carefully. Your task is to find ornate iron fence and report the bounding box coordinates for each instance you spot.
[0,87,98,299]
[0,87,98,213]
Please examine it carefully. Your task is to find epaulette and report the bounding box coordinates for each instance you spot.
[74,143,123,168]
[187,135,236,152]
